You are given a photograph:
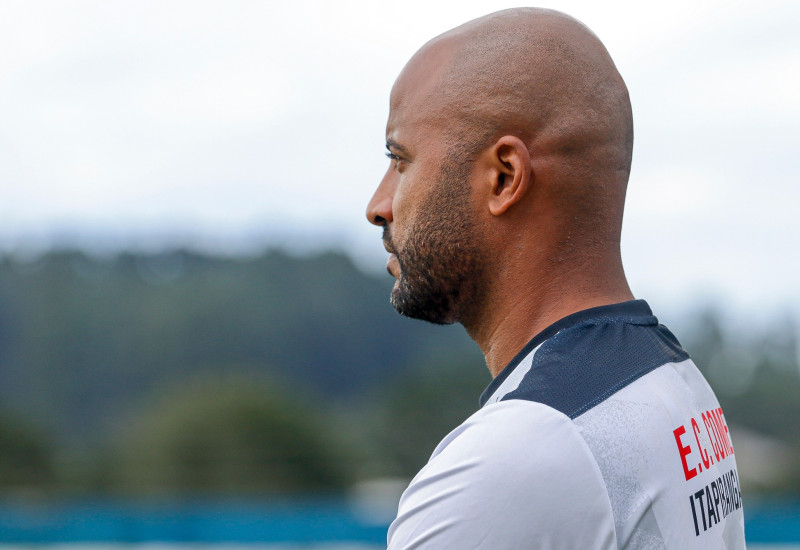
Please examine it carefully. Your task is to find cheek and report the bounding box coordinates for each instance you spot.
[391,176,414,219]
[390,178,422,237]
[393,162,438,216]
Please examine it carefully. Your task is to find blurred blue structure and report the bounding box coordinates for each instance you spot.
[0,497,387,544]
[746,498,800,543]
[0,496,796,544]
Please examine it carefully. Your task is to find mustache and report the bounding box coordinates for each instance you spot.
[382,226,397,255]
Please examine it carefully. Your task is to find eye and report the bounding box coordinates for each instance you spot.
[385,151,406,171]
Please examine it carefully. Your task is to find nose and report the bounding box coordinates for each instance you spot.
[366,171,395,227]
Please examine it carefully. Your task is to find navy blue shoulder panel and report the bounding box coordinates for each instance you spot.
[481,300,690,419]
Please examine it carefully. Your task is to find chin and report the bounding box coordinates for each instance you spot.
[390,281,457,326]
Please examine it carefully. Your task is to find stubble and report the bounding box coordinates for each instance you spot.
[385,155,487,325]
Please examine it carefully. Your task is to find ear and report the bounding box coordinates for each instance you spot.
[484,135,533,217]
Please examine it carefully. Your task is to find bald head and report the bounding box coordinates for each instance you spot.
[393,8,633,246]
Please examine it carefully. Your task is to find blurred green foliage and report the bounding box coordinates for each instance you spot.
[370,355,490,476]
[107,374,350,494]
[0,410,54,489]
[0,249,797,496]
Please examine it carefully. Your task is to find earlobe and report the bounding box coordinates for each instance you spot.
[487,136,532,217]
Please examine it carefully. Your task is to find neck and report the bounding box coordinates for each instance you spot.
[463,252,633,377]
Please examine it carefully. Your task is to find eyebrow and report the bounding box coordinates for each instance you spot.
[385,138,409,155]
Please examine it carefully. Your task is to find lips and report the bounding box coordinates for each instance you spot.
[381,227,400,277]
[386,253,400,277]
[382,226,397,254]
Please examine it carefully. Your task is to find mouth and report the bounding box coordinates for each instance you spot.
[386,253,400,278]
[382,225,396,253]
[382,236,396,256]
[381,227,400,277]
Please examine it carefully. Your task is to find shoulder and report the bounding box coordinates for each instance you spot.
[430,399,595,469]
[388,400,616,550]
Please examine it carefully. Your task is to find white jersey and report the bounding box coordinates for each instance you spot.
[387,300,745,549]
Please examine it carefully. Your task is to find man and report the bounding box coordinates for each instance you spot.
[366,7,745,550]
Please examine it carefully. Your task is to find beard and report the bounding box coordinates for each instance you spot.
[384,157,486,325]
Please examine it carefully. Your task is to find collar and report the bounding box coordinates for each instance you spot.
[479,299,655,407]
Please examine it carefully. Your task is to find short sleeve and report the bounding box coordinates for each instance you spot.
[387,400,617,550]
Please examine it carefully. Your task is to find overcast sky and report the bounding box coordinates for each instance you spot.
[1,0,798,317]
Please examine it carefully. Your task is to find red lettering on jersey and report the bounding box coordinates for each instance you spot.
[717,408,734,456]
[692,418,711,470]
[709,409,727,460]
[674,425,697,480]
[702,412,721,462]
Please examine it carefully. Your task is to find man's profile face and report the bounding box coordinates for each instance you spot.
[367,53,487,325]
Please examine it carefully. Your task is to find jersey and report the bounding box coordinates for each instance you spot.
[387,300,745,549]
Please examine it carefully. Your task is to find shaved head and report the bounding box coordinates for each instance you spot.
[394,8,633,246]
[432,9,632,159]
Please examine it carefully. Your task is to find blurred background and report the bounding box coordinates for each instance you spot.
[0,0,798,547]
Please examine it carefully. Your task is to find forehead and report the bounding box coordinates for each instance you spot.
[386,37,459,143]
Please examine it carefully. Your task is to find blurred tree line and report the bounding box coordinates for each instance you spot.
[0,249,796,497]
